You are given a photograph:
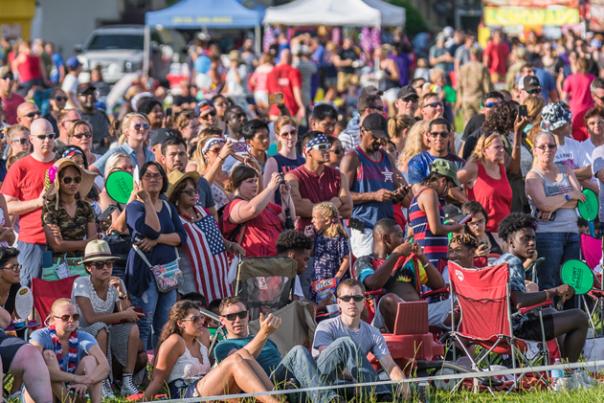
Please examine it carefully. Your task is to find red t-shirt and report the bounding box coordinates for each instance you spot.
[16,54,43,83]
[484,41,510,76]
[1,93,25,124]
[1,155,54,244]
[267,64,302,117]
[289,165,341,231]
[469,162,512,233]
[563,72,595,141]
[222,199,283,257]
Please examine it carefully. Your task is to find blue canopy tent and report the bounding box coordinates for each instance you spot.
[144,0,263,73]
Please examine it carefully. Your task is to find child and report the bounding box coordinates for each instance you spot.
[310,202,350,305]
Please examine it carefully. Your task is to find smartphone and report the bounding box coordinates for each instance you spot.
[518,105,528,118]
[133,165,141,186]
[227,138,249,154]
[458,214,473,225]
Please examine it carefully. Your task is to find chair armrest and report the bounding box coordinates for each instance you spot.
[516,299,553,315]
[421,287,450,299]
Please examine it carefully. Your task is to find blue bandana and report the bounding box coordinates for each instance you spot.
[305,134,330,151]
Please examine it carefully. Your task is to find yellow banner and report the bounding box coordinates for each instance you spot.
[484,6,580,26]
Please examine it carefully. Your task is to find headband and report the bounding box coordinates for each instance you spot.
[201,137,226,155]
[305,134,330,151]
[62,147,84,160]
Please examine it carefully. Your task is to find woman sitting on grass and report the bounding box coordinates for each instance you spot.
[143,300,280,402]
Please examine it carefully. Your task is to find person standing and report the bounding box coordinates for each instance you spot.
[0,68,25,125]
[562,57,596,141]
[457,48,492,123]
[483,30,510,84]
[1,118,55,285]
[78,84,111,153]
[341,113,409,257]
[266,49,305,122]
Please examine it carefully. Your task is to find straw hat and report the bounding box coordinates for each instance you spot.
[80,240,120,264]
[166,170,200,200]
[46,158,96,207]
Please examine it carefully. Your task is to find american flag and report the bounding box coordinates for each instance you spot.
[181,207,232,303]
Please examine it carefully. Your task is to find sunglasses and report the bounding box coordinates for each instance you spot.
[72,132,93,139]
[536,144,557,150]
[311,143,331,151]
[55,96,68,102]
[54,313,80,322]
[429,131,449,138]
[222,310,248,321]
[280,130,297,137]
[61,176,81,185]
[339,295,364,302]
[402,96,419,103]
[330,148,344,155]
[2,263,20,272]
[424,102,443,109]
[201,111,217,119]
[484,102,499,108]
[11,137,29,145]
[25,111,41,119]
[133,123,150,131]
[89,261,113,270]
[182,315,204,324]
[526,89,541,95]
[34,133,56,141]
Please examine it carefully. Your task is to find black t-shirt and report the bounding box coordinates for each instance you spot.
[173,95,197,107]
[338,49,357,74]
[462,128,483,160]
[462,113,485,141]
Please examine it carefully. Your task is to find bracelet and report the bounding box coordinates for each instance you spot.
[564,194,572,202]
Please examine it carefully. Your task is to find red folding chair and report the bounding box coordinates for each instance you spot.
[31,276,78,325]
[448,261,552,392]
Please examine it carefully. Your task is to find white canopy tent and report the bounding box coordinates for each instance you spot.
[263,0,382,27]
[363,0,405,27]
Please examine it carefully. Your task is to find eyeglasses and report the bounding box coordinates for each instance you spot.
[311,143,331,151]
[55,96,68,102]
[526,89,541,95]
[536,144,556,150]
[142,172,162,180]
[222,310,248,321]
[133,123,150,131]
[61,176,81,185]
[429,131,449,138]
[280,130,297,137]
[72,132,93,139]
[34,133,56,141]
[339,295,364,303]
[201,111,217,119]
[54,313,80,322]
[1,264,20,272]
[182,315,204,324]
[11,138,29,145]
[330,148,344,155]
[424,102,443,109]
[181,189,197,197]
[24,111,41,119]
[89,261,113,270]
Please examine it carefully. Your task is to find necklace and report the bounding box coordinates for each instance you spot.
[179,206,200,222]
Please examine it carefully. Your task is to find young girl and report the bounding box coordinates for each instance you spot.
[310,202,350,305]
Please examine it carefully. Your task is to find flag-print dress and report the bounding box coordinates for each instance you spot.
[179,205,232,303]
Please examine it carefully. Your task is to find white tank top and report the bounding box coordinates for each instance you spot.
[167,340,211,383]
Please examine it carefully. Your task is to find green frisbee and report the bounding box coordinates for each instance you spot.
[560,259,594,295]
[577,189,598,222]
[106,170,134,204]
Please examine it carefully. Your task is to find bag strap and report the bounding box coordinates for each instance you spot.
[132,244,153,268]
[162,199,180,261]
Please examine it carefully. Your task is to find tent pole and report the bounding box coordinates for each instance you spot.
[143,25,151,77]
[255,24,261,54]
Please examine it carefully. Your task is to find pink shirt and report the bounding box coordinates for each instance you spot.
[563,73,595,116]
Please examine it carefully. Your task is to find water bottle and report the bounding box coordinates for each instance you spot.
[551,358,563,389]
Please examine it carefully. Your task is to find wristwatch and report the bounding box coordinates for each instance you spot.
[564,194,572,202]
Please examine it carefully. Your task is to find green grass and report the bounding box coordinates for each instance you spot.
[432,385,604,402]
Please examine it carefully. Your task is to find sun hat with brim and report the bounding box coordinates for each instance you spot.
[46,158,96,206]
[540,102,572,132]
[430,158,460,187]
[166,170,200,200]
[80,239,120,264]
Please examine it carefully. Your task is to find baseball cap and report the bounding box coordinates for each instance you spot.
[521,75,541,92]
[149,128,179,147]
[77,83,96,96]
[66,56,81,70]
[397,85,419,101]
[430,158,460,187]
[361,113,388,139]
[540,102,572,132]
[195,99,215,116]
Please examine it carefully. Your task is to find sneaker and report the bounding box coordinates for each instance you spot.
[102,379,115,399]
[570,371,594,389]
[121,374,139,396]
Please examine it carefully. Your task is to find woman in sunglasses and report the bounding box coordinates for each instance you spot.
[0,247,22,330]
[223,165,294,257]
[42,158,97,264]
[143,300,279,402]
[44,88,68,134]
[67,120,99,166]
[91,113,154,176]
[30,298,110,403]
[72,240,144,398]
[5,125,31,168]
[262,116,304,203]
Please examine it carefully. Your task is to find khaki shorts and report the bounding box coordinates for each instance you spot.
[337,71,359,93]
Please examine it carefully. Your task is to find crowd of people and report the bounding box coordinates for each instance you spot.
[0,24,603,401]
